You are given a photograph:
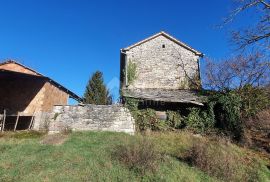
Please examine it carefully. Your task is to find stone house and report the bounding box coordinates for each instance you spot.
[120,31,204,109]
[0,60,82,130]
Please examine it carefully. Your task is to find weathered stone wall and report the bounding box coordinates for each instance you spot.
[37,105,135,135]
[125,35,200,89]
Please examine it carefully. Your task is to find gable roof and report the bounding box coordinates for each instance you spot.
[0,60,82,102]
[0,60,43,76]
[122,31,203,57]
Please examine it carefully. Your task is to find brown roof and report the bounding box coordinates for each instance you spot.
[0,60,82,102]
[0,60,43,76]
[122,31,204,57]
[122,88,206,106]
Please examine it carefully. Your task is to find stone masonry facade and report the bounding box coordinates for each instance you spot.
[34,105,135,135]
[122,32,201,90]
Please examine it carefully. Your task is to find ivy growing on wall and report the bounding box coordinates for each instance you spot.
[126,60,137,85]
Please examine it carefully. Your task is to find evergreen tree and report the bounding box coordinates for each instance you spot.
[83,71,112,105]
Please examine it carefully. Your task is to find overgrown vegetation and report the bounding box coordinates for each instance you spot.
[136,109,169,131]
[0,131,269,181]
[124,86,269,142]
[112,136,160,175]
[166,110,184,129]
[126,60,137,85]
[184,138,262,181]
[185,102,215,133]
[208,92,243,139]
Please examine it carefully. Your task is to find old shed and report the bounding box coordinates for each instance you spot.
[0,60,81,131]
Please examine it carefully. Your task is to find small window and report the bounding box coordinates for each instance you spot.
[162,44,165,48]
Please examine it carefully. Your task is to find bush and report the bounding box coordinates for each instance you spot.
[166,111,184,129]
[185,103,215,133]
[112,137,161,174]
[210,92,243,140]
[124,97,139,112]
[185,108,205,131]
[184,138,260,181]
[136,109,169,131]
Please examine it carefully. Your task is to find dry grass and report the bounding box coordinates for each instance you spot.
[40,134,69,145]
[183,137,261,181]
[0,131,45,139]
[143,131,269,182]
[245,109,270,129]
[112,136,161,175]
[243,109,270,154]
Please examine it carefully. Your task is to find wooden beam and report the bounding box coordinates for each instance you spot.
[14,112,20,131]
[28,116,35,130]
[1,110,6,132]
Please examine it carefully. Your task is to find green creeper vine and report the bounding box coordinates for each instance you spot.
[126,60,137,85]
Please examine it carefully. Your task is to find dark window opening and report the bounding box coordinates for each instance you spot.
[2,116,33,131]
[162,44,165,48]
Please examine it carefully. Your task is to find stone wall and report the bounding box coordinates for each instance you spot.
[35,105,135,135]
[124,35,200,90]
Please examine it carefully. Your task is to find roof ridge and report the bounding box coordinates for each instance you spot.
[0,60,82,102]
[0,60,44,76]
[122,31,203,57]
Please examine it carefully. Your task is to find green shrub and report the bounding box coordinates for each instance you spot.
[185,108,205,131]
[136,109,169,131]
[166,111,184,129]
[112,137,161,175]
[185,103,215,133]
[210,92,243,139]
[124,97,139,112]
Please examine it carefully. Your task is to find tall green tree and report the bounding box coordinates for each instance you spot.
[83,71,112,105]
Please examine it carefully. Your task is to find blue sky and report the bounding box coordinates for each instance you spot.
[0,0,254,102]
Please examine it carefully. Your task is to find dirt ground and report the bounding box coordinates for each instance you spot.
[40,133,69,145]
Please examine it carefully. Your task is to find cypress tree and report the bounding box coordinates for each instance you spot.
[83,71,112,105]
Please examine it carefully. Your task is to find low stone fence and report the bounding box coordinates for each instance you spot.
[33,104,135,135]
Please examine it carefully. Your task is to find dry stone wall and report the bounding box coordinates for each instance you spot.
[35,105,135,135]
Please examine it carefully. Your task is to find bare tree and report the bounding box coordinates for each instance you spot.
[225,0,270,50]
[204,52,270,91]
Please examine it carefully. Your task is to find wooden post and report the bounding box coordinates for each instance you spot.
[1,110,6,132]
[28,116,35,130]
[14,112,20,131]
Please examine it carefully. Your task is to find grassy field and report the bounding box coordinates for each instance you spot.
[0,131,269,182]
